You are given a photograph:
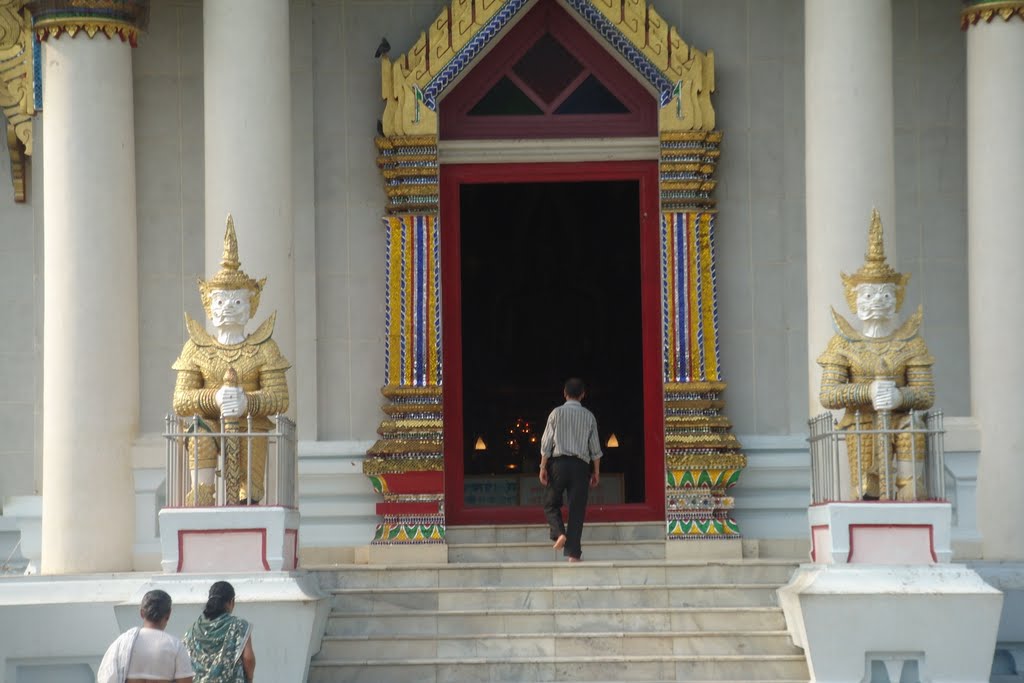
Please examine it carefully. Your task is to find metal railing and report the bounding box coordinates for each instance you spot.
[163,414,297,507]
[808,409,945,504]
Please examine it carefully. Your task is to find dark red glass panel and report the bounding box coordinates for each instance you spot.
[468,76,544,116]
[512,32,583,105]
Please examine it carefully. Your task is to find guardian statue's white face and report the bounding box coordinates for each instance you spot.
[210,289,251,329]
[855,283,897,323]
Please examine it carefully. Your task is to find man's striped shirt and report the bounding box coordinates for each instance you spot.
[540,399,603,464]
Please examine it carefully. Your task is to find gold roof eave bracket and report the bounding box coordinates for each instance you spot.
[1,4,37,203]
[5,124,27,201]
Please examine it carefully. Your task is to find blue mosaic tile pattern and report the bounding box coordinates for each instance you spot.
[562,0,674,106]
[423,0,531,110]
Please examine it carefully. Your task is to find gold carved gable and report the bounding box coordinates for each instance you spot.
[379,0,716,137]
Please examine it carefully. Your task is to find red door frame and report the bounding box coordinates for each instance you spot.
[441,160,665,525]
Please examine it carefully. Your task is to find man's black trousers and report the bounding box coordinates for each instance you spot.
[543,456,591,559]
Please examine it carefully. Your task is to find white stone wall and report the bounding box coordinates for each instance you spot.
[0,0,971,499]
[0,108,42,502]
[132,0,206,435]
[892,0,969,417]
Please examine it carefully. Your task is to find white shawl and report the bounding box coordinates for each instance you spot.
[96,627,140,683]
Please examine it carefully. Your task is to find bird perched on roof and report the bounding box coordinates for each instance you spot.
[374,37,391,59]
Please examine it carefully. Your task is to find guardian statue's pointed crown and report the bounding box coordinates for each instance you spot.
[198,214,267,317]
[840,209,911,313]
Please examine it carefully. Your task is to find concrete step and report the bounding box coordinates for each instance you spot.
[0,523,27,575]
[307,654,809,682]
[449,539,666,562]
[307,550,807,683]
[312,560,799,590]
[325,606,788,637]
[446,522,667,562]
[329,584,781,612]
[318,630,802,660]
[446,522,666,544]
[297,445,377,549]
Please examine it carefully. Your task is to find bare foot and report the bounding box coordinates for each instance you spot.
[567,556,582,563]
[553,535,566,550]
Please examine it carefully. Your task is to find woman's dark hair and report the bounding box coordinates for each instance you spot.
[140,589,172,623]
[203,581,236,619]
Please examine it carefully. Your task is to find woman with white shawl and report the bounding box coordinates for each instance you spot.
[97,589,194,683]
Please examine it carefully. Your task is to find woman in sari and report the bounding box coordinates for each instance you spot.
[184,581,256,683]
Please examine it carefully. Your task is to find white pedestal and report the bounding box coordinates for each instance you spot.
[779,564,1002,683]
[158,507,299,573]
[0,572,329,683]
[780,503,1003,682]
[809,502,953,564]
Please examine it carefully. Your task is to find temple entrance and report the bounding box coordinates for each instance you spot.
[368,0,734,543]
[442,161,663,524]
[433,0,665,525]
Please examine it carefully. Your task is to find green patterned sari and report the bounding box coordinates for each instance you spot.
[184,613,251,683]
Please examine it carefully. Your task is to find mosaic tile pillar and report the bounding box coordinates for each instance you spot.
[365,136,445,544]
[660,132,746,540]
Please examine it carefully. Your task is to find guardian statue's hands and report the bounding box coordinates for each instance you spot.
[870,379,902,411]
[216,384,248,418]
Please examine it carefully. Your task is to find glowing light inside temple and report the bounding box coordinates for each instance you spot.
[474,436,487,450]
[606,433,619,448]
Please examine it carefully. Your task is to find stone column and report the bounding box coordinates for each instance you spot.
[203,0,295,377]
[963,2,1024,560]
[805,0,895,412]
[30,2,147,573]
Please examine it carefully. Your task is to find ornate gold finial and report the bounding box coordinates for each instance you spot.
[198,214,267,317]
[840,208,910,313]
[221,214,241,270]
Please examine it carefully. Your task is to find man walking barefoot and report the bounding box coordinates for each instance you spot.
[539,378,603,562]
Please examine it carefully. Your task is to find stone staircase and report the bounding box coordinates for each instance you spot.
[307,523,808,683]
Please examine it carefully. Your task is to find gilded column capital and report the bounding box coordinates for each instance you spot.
[961,1,1024,29]
[26,0,149,46]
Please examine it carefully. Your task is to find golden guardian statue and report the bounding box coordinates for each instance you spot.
[817,209,935,500]
[172,216,290,504]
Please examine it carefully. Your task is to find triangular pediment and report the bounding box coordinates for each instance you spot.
[379,0,716,137]
[440,1,655,139]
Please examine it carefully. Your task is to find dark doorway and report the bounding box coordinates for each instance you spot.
[441,160,664,525]
[458,180,646,509]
